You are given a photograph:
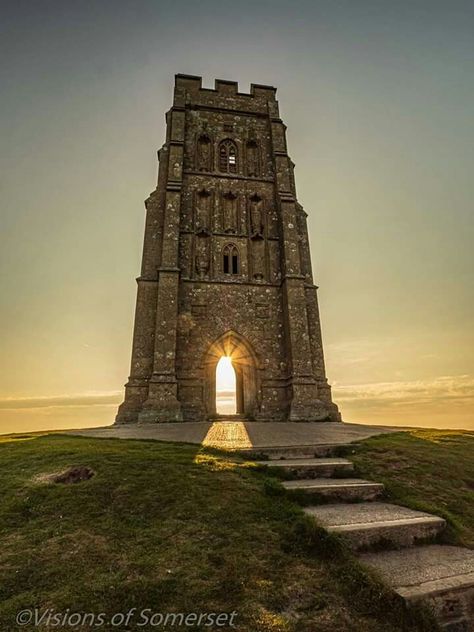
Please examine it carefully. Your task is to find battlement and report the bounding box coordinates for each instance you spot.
[174,74,277,100]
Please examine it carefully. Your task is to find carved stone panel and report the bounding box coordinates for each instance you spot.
[249,194,264,237]
[251,236,265,281]
[169,144,183,181]
[246,140,259,176]
[195,189,211,232]
[194,234,210,279]
[195,134,212,171]
[179,234,193,279]
[191,303,207,318]
[222,191,238,233]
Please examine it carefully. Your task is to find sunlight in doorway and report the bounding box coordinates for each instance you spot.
[216,356,236,415]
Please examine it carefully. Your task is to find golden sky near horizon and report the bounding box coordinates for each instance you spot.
[1,1,473,434]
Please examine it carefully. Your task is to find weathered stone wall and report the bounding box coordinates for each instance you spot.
[176,283,288,420]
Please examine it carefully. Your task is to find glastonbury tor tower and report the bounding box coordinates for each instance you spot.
[116,75,340,424]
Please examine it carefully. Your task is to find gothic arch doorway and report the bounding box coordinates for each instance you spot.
[203,330,260,418]
[215,356,237,414]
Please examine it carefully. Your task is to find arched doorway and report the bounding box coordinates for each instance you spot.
[215,356,237,414]
[203,330,260,419]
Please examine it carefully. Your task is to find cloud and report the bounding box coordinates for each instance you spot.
[333,374,474,411]
[216,390,236,399]
[327,338,397,366]
[0,392,122,410]
[1,375,473,424]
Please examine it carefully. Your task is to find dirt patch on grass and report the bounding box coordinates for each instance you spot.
[384,460,411,471]
[33,465,95,485]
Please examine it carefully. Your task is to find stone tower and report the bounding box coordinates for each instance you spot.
[116,75,340,424]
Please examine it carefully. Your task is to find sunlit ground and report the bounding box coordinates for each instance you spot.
[215,356,237,415]
[202,421,252,449]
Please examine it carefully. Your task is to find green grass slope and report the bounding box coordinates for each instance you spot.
[0,434,437,632]
[351,429,474,548]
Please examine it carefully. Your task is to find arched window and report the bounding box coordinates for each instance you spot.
[219,139,238,173]
[223,244,239,275]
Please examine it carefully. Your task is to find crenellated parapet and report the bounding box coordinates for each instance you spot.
[174,74,277,99]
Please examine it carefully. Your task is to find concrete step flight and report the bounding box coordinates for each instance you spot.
[238,443,353,460]
[252,444,472,629]
[255,457,354,478]
[359,545,474,630]
[283,478,384,502]
[304,502,446,551]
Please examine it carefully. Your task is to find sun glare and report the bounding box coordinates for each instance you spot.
[216,356,236,415]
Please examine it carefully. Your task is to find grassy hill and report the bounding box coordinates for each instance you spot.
[0,432,449,632]
[350,428,474,548]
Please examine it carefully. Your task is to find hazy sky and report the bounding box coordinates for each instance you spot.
[1,0,473,434]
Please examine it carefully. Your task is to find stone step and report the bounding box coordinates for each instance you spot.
[305,502,446,551]
[283,478,384,502]
[359,545,474,630]
[255,457,354,478]
[239,443,352,460]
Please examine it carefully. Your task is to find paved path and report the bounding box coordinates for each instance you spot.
[64,420,400,449]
